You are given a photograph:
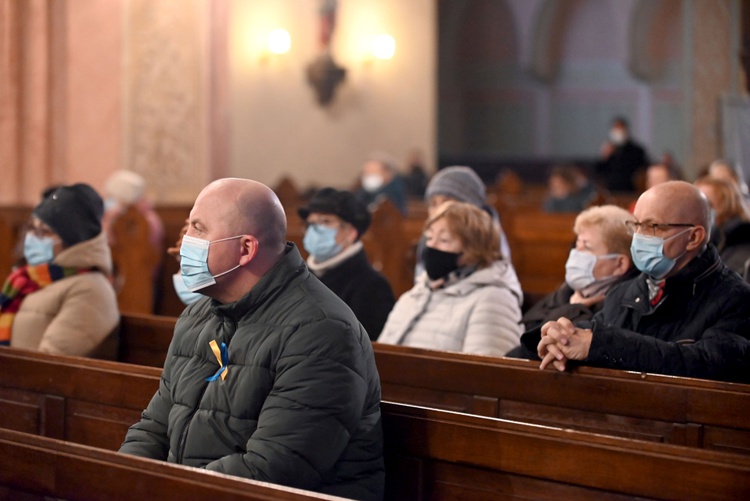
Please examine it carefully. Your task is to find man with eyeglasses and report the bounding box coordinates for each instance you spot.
[536,180,750,383]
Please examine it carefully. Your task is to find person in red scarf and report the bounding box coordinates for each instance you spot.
[0,183,119,358]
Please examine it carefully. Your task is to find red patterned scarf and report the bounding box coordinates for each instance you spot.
[0,264,93,345]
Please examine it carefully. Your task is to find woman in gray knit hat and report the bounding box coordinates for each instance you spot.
[415,166,511,279]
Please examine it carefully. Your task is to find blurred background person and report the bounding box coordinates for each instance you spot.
[627,162,685,213]
[695,176,750,276]
[102,169,164,250]
[1,184,119,358]
[403,148,429,198]
[101,169,165,312]
[507,205,637,359]
[595,116,650,192]
[378,201,523,357]
[645,162,683,190]
[543,165,596,213]
[299,187,395,340]
[355,151,408,215]
[708,159,750,198]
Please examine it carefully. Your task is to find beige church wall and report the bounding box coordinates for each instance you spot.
[61,0,123,194]
[228,0,437,191]
[0,0,123,205]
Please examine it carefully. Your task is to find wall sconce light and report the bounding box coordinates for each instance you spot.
[371,34,396,60]
[267,29,291,55]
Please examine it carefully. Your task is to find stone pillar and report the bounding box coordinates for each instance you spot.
[688,0,735,175]
[0,0,54,204]
[124,0,222,203]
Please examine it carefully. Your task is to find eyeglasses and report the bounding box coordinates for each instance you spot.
[624,220,694,237]
[26,224,57,239]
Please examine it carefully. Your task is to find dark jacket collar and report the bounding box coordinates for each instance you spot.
[624,244,722,314]
[211,243,307,322]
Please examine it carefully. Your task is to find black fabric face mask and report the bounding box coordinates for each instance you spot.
[422,246,461,280]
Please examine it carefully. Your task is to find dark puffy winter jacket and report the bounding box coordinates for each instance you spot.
[120,244,384,500]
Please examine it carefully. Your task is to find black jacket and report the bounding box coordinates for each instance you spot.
[586,244,750,382]
[317,248,395,340]
[595,140,649,192]
[120,244,384,500]
[714,218,750,276]
[512,268,639,359]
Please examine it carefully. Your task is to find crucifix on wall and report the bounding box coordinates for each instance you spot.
[306,0,346,106]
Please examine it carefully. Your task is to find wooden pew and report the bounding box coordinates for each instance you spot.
[1,348,749,500]
[501,210,576,294]
[0,428,345,501]
[375,343,750,454]
[118,313,750,454]
[109,206,163,314]
[382,402,750,501]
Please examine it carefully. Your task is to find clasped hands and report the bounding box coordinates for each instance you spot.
[538,317,593,372]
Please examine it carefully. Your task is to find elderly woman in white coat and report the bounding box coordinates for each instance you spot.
[377,201,523,357]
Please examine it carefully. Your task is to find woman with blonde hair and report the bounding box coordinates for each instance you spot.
[377,201,523,357]
[695,176,750,275]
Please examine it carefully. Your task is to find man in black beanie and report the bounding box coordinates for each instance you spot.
[298,187,395,339]
[1,183,119,358]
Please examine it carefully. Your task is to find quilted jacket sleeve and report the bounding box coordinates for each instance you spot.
[463,286,523,357]
[587,317,750,383]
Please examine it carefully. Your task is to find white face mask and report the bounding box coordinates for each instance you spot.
[361,174,385,192]
[179,234,243,292]
[565,249,620,291]
[609,128,627,146]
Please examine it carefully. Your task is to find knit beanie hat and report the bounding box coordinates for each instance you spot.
[298,187,372,239]
[425,166,486,208]
[33,183,104,247]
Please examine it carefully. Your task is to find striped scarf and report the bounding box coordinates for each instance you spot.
[0,264,93,345]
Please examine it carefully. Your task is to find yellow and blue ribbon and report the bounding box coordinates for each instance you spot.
[206,340,228,381]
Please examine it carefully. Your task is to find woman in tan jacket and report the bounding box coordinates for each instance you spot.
[0,183,119,358]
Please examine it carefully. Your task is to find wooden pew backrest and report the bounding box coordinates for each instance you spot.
[0,428,345,501]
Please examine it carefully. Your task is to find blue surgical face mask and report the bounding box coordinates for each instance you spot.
[564,249,619,291]
[630,228,692,280]
[303,224,342,262]
[172,272,203,305]
[24,233,56,266]
[180,234,243,292]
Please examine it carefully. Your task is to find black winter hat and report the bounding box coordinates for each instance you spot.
[297,187,371,238]
[33,183,104,247]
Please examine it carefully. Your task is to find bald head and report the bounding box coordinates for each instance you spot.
[637,181,711,231]
[195,178,287,254]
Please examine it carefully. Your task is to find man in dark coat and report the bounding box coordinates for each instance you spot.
[595,116,650,192]
[119,179,384,501]
[535,181,750,383]
[299,187,395,340]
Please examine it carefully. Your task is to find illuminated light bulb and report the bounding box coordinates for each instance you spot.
[267,29,291,55]
[371,34,395,60]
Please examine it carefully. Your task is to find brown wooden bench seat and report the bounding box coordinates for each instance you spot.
[118,313,750,454]
[0,347,748,500]
[0,428,345,501]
